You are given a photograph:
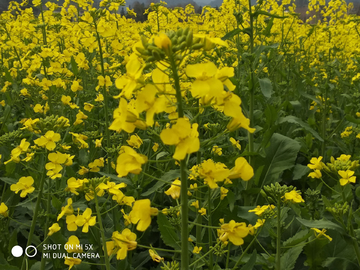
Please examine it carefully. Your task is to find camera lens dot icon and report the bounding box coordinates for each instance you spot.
[11,245,23,257]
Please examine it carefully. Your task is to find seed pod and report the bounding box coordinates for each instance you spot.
[186,30,193,47]
[152,50,162,61]
[191,43,204,50]
[171,35,179,45]
[141,35,148,48]
[177,36,186,44]
[177,28,183,37]
[179,41,187,51]
[146,56,156,62]
[193,37,201,44]
[183,27,190,36]
[136,47,150,56]
[172,45,180,52]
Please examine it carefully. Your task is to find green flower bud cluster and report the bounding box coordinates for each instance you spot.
[213,239,228,256]
[82,130,101,140]
[261,182,294,203]
[326,156,359,173]
[39,115,63,132]
[88,176,111,190]
[161,261,179,270]
[304,189,322,219]
[137,28,203,63]
[165,206,181,227]
[326,201,349,217]
[0,130,23,147]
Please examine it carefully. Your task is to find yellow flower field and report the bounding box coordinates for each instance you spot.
[1,0,360,269]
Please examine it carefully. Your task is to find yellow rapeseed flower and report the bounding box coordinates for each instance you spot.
[129,199,158,231]
[10,176,35,198]
[164,179,181,199]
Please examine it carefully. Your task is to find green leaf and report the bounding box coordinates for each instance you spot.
[278,115,323,141]
[296,218,346,234]
[157,212,181,250]
[52,195,63,210]
[304,238,328,269]
[292,164,310,180]
[70,56,78,76]
[252,10,287,19]
[227,190,235,212]
[221,28,242,40]
[322,257,359,269]
[0,265,18,270]
[346,115,360,125]
[258,78,273,98]
[237,206,258,224]
[98,172,133,186]
[283,229,311,247]
[141,169,180,196]
[156,151,169,160]
[240,250,257,270]
[262,17,274,37]
[257,133,301,187]
[0,177,17,185]
[280,244,305,270]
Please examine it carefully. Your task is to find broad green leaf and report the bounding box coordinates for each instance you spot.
[292,164,310,180]
[280,244,305,270]
[258,77,273,98]
[70,56,78,76]
[157,212,181,250]
[227,190,235,212]
[240,250,257,270]
[304,238,328,269]
[283,229,311,247]
[141,169,180,196]
[0,177,17,185]
[296,218,346,234]
[0,265,18,270]
[262,17,274,37]
[322,257,359,269]
[221,28,242,40]
[257,133,301,187]
[237,206,258,224]
[98,172,133,186]
[156,151,169,160]
[346,115,360,125]
[252,10,287,19]
[278,115,323,141]
[52,195,63,210]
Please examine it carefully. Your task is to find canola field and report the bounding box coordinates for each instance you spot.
[1,0,360,269]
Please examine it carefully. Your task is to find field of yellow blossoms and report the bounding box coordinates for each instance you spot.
[1,0,360,269]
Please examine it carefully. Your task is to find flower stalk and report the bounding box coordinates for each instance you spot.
[169,50,189,270]
[94,188,111,270]
[21,156,46,270]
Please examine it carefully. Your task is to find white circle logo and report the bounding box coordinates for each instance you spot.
[25,245,37,258]
[11,246,23,257]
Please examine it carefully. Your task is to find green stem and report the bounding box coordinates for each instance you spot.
[189,241,221,267]
[21,158,46,270]
[231,234,258,270]
[94,189,111,270]
[226,243,231,269]
[40,179,52,270]
[350,226,360,266]
[208,189,213,270]
[276,200,282,270]
[180,158,189,270]
[137,244,181,253]
[196,152,202,247]
[169,45,188,270]
[94,19,111,173]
